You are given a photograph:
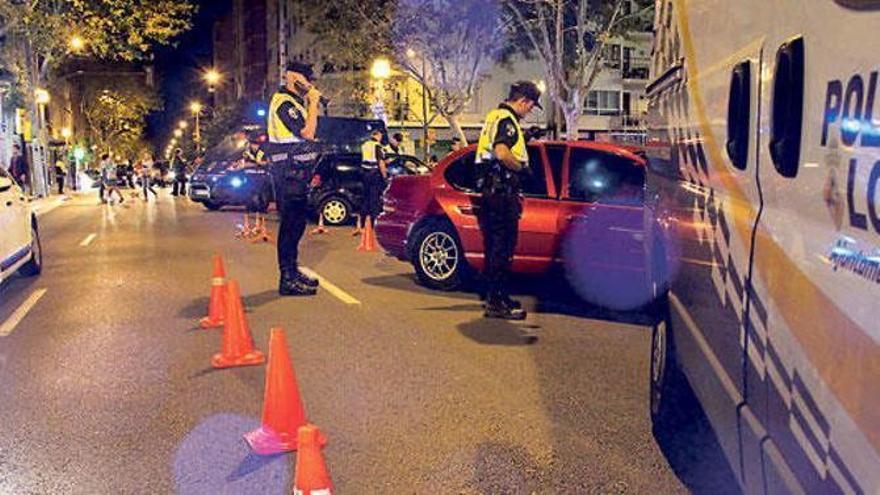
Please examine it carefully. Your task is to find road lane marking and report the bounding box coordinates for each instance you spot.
[79,233,97,247]
[300,267,361,306]
[0,289,48,337]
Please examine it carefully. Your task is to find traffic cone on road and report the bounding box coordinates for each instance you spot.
[199,253,227,328]
[244,327,325,454]
[211,280,265,369]
[293,424,333,495]
[356,217,377,252]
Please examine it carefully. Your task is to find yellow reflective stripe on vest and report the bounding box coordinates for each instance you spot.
[361,139,380,163]
[267,91,306,144]
[475,107,527,164]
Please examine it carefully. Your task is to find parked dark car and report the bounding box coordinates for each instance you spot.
[188,150,274,212]
[309,152,430,226]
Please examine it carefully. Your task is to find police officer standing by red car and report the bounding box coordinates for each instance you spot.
[266,62,323,296]
[475,81,542,320]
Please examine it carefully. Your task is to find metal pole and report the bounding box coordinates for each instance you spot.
[421,57,428,160]
[194,112,201,152]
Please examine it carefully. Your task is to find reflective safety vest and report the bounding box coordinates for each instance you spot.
[361,139,382,169]
[243,147,265,164]
[267,90,307,144]
[475,107,526,164]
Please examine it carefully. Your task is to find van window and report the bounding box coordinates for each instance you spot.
[568,148,645,204]
[444,151,478,192]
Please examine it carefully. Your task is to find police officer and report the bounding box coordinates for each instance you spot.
[360,128,388,233]
[266,62,322,296]
[475,81,542,320]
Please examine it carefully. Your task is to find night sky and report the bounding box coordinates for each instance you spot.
[145,0,232,151]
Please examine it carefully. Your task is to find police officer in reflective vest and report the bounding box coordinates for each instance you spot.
[266,62,322,296]
[360,128,388,233]
[475,81,542,320]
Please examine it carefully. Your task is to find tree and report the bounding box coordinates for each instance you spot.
[80,82,159,160]
[297,0,508,152]
[504,0,652,137]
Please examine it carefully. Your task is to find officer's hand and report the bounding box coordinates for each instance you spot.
[306,87,322,104]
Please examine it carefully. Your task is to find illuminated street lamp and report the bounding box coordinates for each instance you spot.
[35,88,50,105]
[178,120,188,130]
[69,35,85,53]
[370,58,392,80]
[60,127,72,140]
[173,129,183,138]
[190,101,203,149]
[204,69,221,93]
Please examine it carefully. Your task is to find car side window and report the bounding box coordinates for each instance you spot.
[545,144,566,197]
[444,151,478,192]
[567,148,645,204]
[520,146,548,197]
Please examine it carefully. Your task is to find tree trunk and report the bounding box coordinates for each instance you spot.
[446,113,467,145]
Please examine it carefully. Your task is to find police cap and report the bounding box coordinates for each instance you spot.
[286,61,313,80]
[509,81,543,110]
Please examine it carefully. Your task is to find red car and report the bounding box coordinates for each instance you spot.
[375,141,648,304]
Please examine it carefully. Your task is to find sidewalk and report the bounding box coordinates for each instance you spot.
[29,189,94,217]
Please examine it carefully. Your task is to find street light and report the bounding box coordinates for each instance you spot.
[204,69,221,93]
[178,120,188,129]
[173,129,183,138]
[370,58,392,80]
[190,101,203,150]
[34,88,50,105]
[60,127,72,140]
[69,35,85,53]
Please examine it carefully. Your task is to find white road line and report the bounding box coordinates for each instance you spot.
[300,267,361,306]
[79,233,97,247]
[0,289,48,337]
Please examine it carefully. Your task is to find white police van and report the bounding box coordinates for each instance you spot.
[645,1,879,493]
[0,167,41,284]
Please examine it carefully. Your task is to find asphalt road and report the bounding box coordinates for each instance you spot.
[0,190,739,494]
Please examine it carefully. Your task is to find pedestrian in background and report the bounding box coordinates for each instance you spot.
[9,144,31,195]
[138,154,158,201]
[451,136,464,152]
[54,160,67,195]
[100,153,125,205]
[474,81,542,320]
[170,149,188,196]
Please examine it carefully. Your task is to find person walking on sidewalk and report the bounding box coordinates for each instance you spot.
[9,144,31,195]
[54,160,67,195]
[265,61,323,296]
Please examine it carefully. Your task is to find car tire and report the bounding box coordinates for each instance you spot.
[319,196,352,226]
[19,221,42,277]
[649,295,691,428]
[410,218,469,291]
[203,201,222,211]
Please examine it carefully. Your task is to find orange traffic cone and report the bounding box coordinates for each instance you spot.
[356,217,377,252]
[293,424,333,495]
[211,280,265,369]
[250,213,275,243]
[199,254,227,328]
[244,327,325,454]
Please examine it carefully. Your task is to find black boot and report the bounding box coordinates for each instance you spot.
[484,295,526,320]
[294,269,319,288]
[279,270,317,296]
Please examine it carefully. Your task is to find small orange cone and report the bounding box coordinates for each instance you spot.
[211,280,265,368]
[199,254,227,328]
[293,424,333,494]
[356,217,377,252]
[244,327,325,454]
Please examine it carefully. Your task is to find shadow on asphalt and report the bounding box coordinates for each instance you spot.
[226,452,285,482]
[361,272,654,327]
[457,318,539,346]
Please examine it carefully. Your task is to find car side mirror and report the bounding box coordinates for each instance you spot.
[0,177,13,192]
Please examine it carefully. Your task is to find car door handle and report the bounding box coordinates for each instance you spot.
[457,205,478,216]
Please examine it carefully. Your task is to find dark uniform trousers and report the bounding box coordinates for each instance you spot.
[268,143,314,274]
[361,168,386,219]
[476,169,522,299]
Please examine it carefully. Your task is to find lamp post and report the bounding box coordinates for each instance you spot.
[190,101,203,151]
